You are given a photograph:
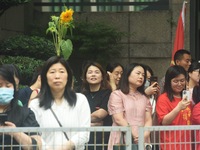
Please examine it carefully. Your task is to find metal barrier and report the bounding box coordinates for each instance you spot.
[0,126,132,150]
[138,125,200,150]
[1,125,200,149]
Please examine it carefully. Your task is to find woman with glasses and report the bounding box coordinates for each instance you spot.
[156,65,192,150]
[188,61,200,104]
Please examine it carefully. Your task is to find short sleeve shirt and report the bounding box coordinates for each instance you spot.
[0,106,39,150]
[108,89,152,127]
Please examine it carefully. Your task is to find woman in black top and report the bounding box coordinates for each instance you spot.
[81,61,112,150]
[0,65,42,150]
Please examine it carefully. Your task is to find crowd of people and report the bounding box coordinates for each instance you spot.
[0,48,199,150]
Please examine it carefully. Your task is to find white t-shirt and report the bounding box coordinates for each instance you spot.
[29,93,91,150]
[150,95,156,114]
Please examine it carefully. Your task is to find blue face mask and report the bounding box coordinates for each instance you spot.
[0,88,14,105]
[144,80,150,89]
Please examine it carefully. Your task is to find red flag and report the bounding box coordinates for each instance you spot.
[171,1,187,65]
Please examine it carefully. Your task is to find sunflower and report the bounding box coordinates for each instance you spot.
[60,8,74,24]
[46,7,74,59]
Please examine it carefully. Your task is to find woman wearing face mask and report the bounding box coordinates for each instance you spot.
[143,65,160,150]
[143,65,160,116]
[1,64,23,107]
[0,65,42,150]
[106,63,124,91]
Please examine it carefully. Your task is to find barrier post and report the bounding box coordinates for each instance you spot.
[138,126,145,150]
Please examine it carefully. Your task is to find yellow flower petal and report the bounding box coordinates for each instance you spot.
[60,8,74,24]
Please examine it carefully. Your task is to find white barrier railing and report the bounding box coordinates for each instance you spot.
[138,125,200,150]
[0,126,132,150]
[1,125,200,149]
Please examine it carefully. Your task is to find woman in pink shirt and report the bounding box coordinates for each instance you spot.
[107,63,152,150]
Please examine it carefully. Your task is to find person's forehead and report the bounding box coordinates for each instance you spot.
[172,74,186,80]
[113,66,123,72]
[146,71,151,77]
[132,66,144,72]
[0,76,5,81]
[182,54,191,59]
[87,65,100,71]
[0,77,10,84]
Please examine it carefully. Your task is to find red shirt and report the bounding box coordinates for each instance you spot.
[192,102,200,150]
[156,93,192,150]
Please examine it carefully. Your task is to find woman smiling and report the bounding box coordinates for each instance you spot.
[156,65,192,150]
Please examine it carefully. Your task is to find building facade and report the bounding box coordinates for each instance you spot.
[0,0,195,80]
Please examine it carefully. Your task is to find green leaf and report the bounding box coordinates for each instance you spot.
[46,28,51,34]
[60,39,73,60]
[46,26,58,34]
[48,22,56,28]
[51,16,59,25]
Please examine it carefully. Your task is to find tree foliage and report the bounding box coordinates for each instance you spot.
[0,35,55,60]
[0,56,44,85]
[70,21,123,66]
[0,0,31,16]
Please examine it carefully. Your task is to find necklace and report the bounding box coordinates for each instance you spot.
[90,91,98,99]
[90,93,96,99]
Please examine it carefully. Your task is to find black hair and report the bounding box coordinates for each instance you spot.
[143,64,154,77]
[119,63,146,95]
[164,65,187,101]
[0,65,18,109]
[188,60,200,73]
[1,64,20,82]
[192,85,200,105]
[106,63,124,73]
[29,66,43,86]
[39,56,76,109]
[81,61,111,94]
[174,49,191,65]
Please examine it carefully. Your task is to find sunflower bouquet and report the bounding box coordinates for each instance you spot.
[46,8,74,60]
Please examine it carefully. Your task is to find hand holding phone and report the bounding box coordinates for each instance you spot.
[182,90,190,101]
[0,113,8,126]
[150,76,158,87]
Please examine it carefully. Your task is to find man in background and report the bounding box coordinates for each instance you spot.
[159,49,191,94]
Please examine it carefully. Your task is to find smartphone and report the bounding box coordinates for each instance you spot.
[182,90,190,101]
[0,113,8,125]
[150,76,158,87]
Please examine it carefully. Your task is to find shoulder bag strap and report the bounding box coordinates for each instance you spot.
[50,108,69,140]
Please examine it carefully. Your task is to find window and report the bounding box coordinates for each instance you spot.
[91,0,123,12]
[41,0,81,12]
[37,0,169,12]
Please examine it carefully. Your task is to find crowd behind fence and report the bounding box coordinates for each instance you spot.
[0,125,200,149]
